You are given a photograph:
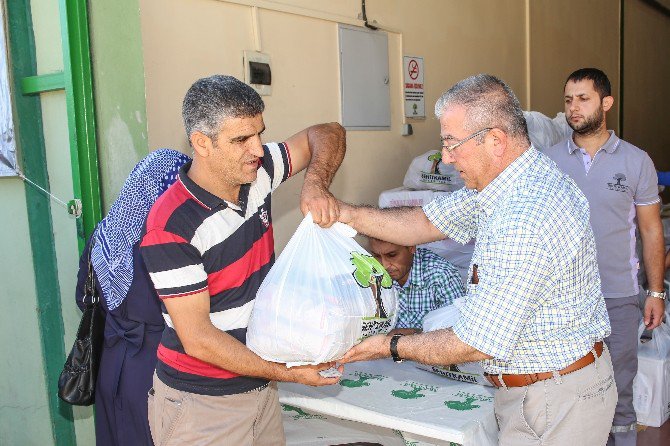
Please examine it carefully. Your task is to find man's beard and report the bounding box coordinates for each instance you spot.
[568,105,604,136]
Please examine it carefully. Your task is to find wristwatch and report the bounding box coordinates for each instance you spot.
[390,333,405,363]
[646,289,667,300]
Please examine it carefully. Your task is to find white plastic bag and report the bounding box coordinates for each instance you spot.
[523,111,571,151]
[418,301,492,386]
[247,213,398,366]
[378,186,447,209]
[403,150,464,192]
[633,320,670,427]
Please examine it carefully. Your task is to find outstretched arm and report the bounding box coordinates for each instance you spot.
[163,291,342,386]
[342,328,491,366]
[284,123,346,227]
[338,202,445,247]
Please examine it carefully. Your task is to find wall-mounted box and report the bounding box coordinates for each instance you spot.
[243,50,272,96]
[338,24,390,130]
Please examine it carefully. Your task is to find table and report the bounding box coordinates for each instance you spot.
[279,359,498,446]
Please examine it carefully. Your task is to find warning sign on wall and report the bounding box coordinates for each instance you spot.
[403,56,424,119]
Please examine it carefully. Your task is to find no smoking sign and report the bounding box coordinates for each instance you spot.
[408,59,420,80]
[403,56,425,118]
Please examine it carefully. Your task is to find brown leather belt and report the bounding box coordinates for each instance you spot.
[485,341,603,388]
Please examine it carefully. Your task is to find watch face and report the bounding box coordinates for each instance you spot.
[647,290,667,299]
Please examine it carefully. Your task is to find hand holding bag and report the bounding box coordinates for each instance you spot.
[58,242,105,405]
[247,213,398,366]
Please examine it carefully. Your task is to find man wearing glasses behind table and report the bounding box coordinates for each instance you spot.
[336,74,617,446]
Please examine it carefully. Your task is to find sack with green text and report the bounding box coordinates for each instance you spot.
[403,150,464,192]
[417,302,492,386]
[247,213,398,366]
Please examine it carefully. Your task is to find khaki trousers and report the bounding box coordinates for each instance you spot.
[148,373,285,446]
[494,344,618,446]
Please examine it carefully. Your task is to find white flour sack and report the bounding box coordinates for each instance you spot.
[402,150,464,192]
[247,213,398,366]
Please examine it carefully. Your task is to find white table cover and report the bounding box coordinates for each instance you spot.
[279,359,498,446]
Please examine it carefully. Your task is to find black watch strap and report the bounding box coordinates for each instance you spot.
[390,333,405,363]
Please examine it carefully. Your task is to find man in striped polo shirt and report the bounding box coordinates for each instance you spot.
[140,75,346,445]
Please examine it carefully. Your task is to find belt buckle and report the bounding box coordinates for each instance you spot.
[526,373,539,386]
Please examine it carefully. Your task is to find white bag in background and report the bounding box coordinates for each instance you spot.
[523,111,571,151]
[377,187,474,284]
[247,213,398,366]
[418,301,492,386]
[403,150,464,192]
[633,320,670,427]
[378,186,447,209]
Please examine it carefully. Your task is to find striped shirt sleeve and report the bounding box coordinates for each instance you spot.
[140,228,208,299]
[262,142,292,192]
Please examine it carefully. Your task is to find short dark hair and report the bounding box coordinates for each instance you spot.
[182,75,264,142]
[565,68,612,99]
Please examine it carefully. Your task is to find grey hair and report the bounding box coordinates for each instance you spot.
[182,75,265,142]
[434,74,529,143]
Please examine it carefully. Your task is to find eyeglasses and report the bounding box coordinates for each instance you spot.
[441,128,492,154]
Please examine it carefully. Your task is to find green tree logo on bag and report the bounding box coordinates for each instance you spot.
[428,151,442,174]
[420,151,451,184]
[350,252,392,318]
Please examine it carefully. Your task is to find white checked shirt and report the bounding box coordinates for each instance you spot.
[423,147,611,374]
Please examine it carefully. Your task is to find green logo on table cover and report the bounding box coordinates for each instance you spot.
[391,381,438,399]
[280,404,325,420]
[350,252,392,318]
[444,396,480,411]
[444,391,493,411]
[340,371,386,388]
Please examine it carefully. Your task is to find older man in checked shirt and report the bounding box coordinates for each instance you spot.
[338,74,617,445]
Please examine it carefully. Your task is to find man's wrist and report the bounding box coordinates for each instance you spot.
[270,362,292,383]
[390,333,405,363]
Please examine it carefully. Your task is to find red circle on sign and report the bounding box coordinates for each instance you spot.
[408,59,419,80]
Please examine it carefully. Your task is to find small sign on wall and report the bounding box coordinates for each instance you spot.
[403,56,424,119]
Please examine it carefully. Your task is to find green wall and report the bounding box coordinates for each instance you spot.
[1,0,93,444]
[0,0,148,444]
[89,0,149,211]
[0,179,53,445]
